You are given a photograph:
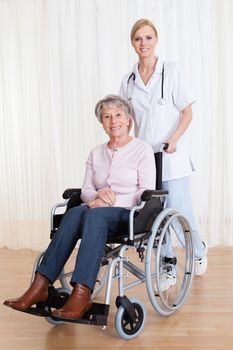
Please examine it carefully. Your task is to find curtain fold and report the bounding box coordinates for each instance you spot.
[0,0,232,249]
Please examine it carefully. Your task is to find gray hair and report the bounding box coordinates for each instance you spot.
[95,95,132,123]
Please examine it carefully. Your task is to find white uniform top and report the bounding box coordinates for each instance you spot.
[119,58,196,181]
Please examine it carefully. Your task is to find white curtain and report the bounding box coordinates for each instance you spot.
[0,0,232,250]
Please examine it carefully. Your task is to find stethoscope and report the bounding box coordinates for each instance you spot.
[127,62,166,105]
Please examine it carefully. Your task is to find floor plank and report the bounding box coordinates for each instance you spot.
[1,246,233,349]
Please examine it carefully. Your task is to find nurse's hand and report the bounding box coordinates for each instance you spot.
[164,141,177,153]
[96,187,116,206]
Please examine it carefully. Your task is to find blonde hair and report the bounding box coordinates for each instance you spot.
[130,18,158,42]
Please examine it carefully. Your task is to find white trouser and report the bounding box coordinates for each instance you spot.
[162,176,205,259]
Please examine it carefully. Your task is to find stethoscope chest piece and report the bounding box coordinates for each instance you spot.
[157,98,166,105]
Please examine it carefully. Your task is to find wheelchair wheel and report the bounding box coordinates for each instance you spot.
[146,208,194,316]
[45,287,71,325]
[115,298,146,340]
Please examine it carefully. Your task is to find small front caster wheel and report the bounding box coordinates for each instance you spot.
[115,298,146,339]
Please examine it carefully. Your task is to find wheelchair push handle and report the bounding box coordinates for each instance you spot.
[158,142,169,152]
[154,143,169,191]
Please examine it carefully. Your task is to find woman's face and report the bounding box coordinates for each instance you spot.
[101,105,130,139]
[131,25,157,59]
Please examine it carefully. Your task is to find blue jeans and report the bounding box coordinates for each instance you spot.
[36,206,130,290]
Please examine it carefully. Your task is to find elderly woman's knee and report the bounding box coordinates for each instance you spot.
[82,207,103,220]
[81,208,108,231]
[62,206,87,224]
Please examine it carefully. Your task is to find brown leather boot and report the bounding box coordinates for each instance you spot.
[52,283,92,319]
[3,272,48,311]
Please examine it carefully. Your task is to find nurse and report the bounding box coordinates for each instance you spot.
[119,18,207,284]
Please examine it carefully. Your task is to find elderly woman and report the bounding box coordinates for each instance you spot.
[4,95,155,320]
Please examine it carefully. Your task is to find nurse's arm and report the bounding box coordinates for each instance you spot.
[165,105,193,153]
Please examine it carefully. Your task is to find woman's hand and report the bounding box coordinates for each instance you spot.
[88,188,116,208]
[164,140,177,153]
[96,187,116,206]
[88,198,109,208]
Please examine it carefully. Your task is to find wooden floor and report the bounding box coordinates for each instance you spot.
[1,246,233,350]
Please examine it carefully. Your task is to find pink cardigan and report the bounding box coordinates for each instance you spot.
[81,138,156,209]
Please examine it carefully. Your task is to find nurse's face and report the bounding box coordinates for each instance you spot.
[131,25,157,59]
[101,106,130,139]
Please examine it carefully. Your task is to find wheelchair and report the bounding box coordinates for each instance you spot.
[16,148,194,340]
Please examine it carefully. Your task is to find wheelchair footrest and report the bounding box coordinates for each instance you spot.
[7,304,51,318]
[51,303,109,326]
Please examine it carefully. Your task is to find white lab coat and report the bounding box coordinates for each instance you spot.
[119,58,196,181]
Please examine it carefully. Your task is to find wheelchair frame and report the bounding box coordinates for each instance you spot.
[8,147,194,340]
[29,186,194,339]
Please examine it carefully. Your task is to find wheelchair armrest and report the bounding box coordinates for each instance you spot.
[62,188,81,199]
[141,189,168,201]
[127,190,168,243]
[51,188,82,235]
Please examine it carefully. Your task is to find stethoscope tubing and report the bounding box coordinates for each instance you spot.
[161,63,164,100]
[127,63,165,105]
